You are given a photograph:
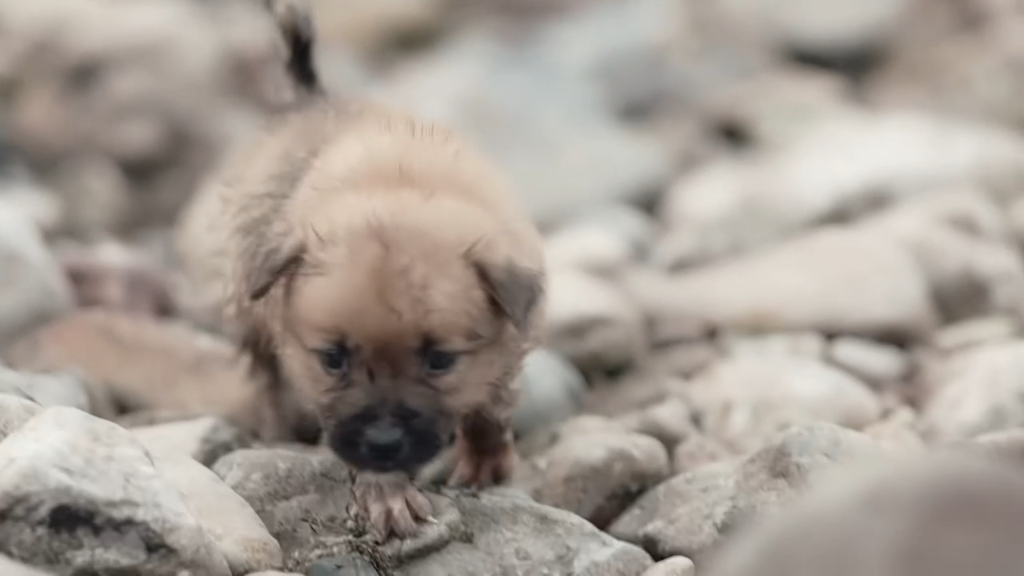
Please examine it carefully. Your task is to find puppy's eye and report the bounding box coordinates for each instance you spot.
[422,348,458,376]
[316,345,350,375]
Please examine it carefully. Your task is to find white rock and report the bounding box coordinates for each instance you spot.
[545,267,649,373]
[922,341,1024,441]
[689,355,884,452]
[0,394,41,443]
[512,349,588,438]
[629,227,939,342]
[0,209,74,349]
[545,224,635,277]
[0,554,54,576]
[644,556,696,576]
[131,416,251,467]
[154,454,282,575]
[827,337,910,387]
[0,365,90,412]
[0,407,230,575]
[931,316,1020,353]
[720,331,826,359]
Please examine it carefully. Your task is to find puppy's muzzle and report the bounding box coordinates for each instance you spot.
[328,402,449,474]
[361,419,408,463]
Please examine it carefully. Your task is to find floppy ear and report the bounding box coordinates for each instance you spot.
[244,241,305,302]
[471,259,544,335]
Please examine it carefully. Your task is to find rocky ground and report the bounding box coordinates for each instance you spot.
[3,0,1024,575]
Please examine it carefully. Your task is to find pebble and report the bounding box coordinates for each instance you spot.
[826,336,910,388]
[643,556,696,576]
[0,394,42,443]
[512,348,588,439]
[131,416,251,467]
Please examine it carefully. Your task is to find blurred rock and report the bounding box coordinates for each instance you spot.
[545,224,635,277]
[614,397,699,450]
[215,447,654,574]
[0,555,53,576]
[862,406,924,450]
[649,342,718,378]
[719,331,826,359]
[584,373,688,417]
[155,453,282,575]
[632,228,939,342]
[512,348,587,439]
[971,428,1024,466]
[55,239,177,317]
[2,310,314,444]
[654,111,1024,268]
[688,355,883,452]
[310,0,450,58]
[306,556,379,576]
[921,340,1024,441]
[0,364,90,412]
[609,423,885,561]
[516,429,670,528]
[826,336,910,388]
[0,209,74,350]
[545,267,649,374]
[931,315,1020,353]
[673,433,732,474]
[643,556,695,576]
[564,203,660,257]
[131,416,252,467]
[0,394,40,443]
[0,407,230,575]
[704,453,1024,576]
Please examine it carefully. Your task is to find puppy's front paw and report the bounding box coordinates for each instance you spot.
[448,428,516,489]
[351,472,433,539]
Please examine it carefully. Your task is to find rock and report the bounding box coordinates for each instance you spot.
[673,434,732,474]
[826,336,910,388]
[687,356,884,452]
[584,373,688,418]
[215,448,655,575]
[545,267,649,374]
[614,397,700,450]
[0,394,41,443]
[568,203,660,257]
[397,490,654,576]
[512,348,587,439]
[921,340,1024,440]
[131,416,252,467]
[643,556,696,576]
[55,239,177,317]
[931,315,1019,353]
[0,209,73,350]
[248,572,303,576]
[971,428,1024,466]
[154,454,282,575]
[631,228,939,342]
[0,364,90,412]
[516,430,671,528]
[862,406,925,450]
[306,555,379,576]
[309,0,449,57]
[649,343,719,378]
[0,407,230,575]
[545,224,636,277]
[609,423,885,562]
[719,331,826,359]
[0,554,54,576]
[2,310,309,443]
[703,453,1024,576]
[654,111,1024,269]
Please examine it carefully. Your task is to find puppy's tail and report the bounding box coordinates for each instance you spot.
[265,0,324,97]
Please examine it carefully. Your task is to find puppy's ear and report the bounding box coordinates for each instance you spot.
[471,259,543,334]
[245,242,305,302]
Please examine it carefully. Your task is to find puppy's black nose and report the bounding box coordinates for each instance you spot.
[362,421,407,463]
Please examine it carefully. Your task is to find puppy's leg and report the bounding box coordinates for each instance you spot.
[448,407,517,489]
[352,471,433,539]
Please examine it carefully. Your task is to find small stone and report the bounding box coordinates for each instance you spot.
[517,430,671,528]
[649,342,719,378]
[0,394,42,443]
[0,407,230,575]
[0,365,90,413]
[132,416,252,467]
[673,434,733,474]
[584,373,688,418]
[827,336,910,388]
[931,316,1019,353]
[154,454,282,575]
[512,348,587,439]
[970,428,1024,466]
[55,239,177,317]
[0,554,54,576]
[615,398,699,450]
[688,356,884,452]
[719,331,826,359]
[545,224,635,277]
[644,556,696,576]
[545,267,649,374]
[306,555,379,576]
[862,407,925,450]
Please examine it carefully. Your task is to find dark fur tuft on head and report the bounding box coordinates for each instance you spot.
[264,0,323,96]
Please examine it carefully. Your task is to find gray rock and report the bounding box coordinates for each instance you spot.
[0,394,41,443]
[672,434,733,474]
[719,331,826,360]
[0,554,54,576]
[0,209,74,350]
[516,430,671,528]
[827,337,910,388]
[545,224,636,278]
[643,556,695,576]
[614,398,700,450]
[545,267,649,374]
[0,365,89,412]
[703,453,1024,576]
[132,416,252,467]
[688,356,884,452]
[922,340,1024,440]
[609,423,885,561]
[306,555,379,576]
[630,228,939,342]
[512,348,588,439]
[0,407,230,575]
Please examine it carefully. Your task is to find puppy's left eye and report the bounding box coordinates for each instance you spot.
[316,344,350,375]
[422,348,458,376]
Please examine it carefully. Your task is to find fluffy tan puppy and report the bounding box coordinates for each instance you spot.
[175,0,546,539]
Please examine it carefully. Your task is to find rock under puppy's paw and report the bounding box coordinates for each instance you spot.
[351,472,433,539]
[447,429,517,489]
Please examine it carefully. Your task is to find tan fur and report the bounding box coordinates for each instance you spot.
[175,96,546,537]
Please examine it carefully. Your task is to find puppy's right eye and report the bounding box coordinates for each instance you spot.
[316,345,350,375]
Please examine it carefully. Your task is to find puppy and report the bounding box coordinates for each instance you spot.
[174,0,546,539]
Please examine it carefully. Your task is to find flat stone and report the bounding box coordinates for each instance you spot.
[132,416,252,467]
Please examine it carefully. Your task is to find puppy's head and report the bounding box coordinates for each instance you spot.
[246,196,544,474]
